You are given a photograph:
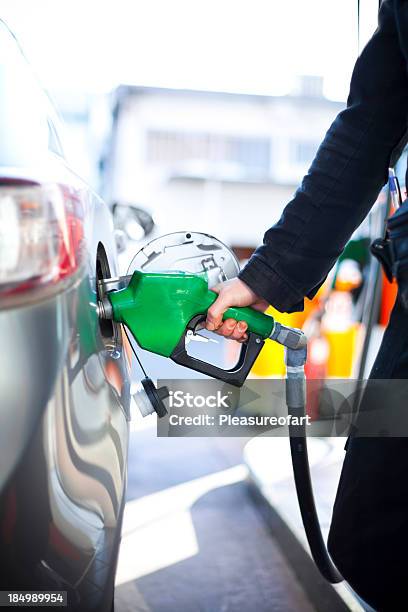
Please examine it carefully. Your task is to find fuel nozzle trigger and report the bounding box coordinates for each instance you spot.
[170,314,265,387]
[185,329,217,345]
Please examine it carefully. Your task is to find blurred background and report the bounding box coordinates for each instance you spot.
[2,0,359,250]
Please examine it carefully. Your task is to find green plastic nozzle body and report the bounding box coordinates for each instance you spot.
[108,270,275,357]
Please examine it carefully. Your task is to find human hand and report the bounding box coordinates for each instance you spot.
[205,278,269,342]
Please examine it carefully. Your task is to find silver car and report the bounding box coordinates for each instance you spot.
[0,20,131,611]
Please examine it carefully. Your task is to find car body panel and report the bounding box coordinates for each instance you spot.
[0,20,131,611]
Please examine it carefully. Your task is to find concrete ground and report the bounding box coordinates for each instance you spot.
[244,435,368,611]
[114,421,317,612]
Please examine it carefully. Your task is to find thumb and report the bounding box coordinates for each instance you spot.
[206,292,230,331]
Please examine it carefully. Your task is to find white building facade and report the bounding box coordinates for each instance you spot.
[105,82,344,248]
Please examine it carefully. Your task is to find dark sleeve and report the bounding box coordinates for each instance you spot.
[239,0,408,312]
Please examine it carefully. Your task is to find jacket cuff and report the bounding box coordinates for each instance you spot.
[238,256,305,313]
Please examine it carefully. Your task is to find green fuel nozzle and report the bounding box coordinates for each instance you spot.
[110,271,275,353]
[98,270,278,386]
[98,269,306,387]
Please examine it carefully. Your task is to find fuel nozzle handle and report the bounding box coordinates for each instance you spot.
[217,301,275,339]
[217,300,307,349]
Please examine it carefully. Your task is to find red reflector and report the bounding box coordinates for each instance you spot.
[0,183,85,300]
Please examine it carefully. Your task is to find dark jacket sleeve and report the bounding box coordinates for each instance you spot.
[239,0,408,312]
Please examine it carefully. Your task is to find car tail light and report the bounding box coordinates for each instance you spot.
[0,183,84,301]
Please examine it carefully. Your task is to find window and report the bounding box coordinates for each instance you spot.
[146,130,271,177]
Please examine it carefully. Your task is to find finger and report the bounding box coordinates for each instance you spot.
[230,321,248,340]
[214,318,237,337]
[211,283,223,295]
[236,333,248,343]
[206,293,231,330]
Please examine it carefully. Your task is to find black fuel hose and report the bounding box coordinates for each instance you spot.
[288,425,342,583]
[286,346,343,584]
